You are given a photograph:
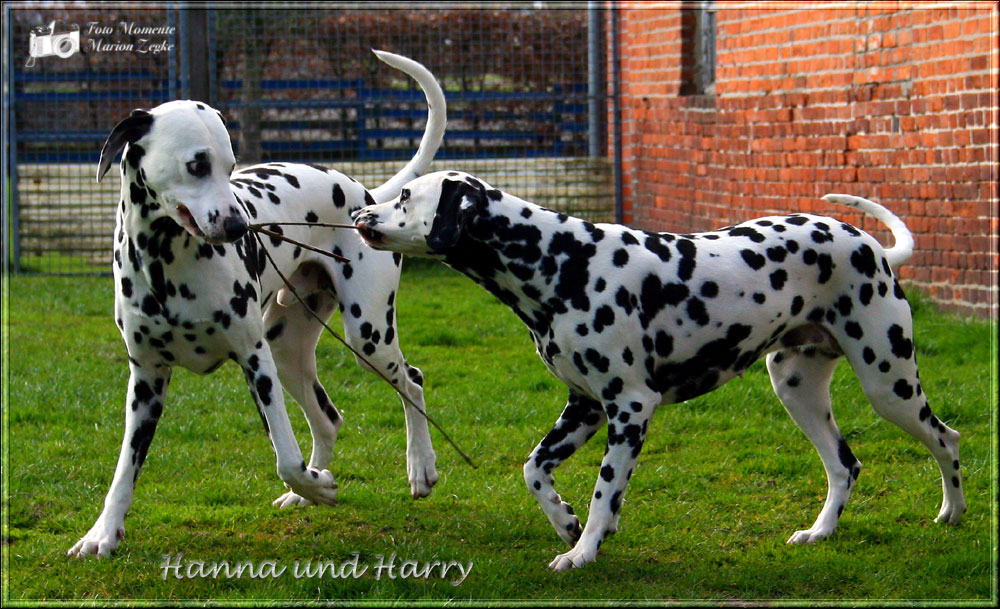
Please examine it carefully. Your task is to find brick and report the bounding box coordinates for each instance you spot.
[613,5,995,318]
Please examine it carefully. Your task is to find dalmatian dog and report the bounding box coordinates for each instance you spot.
[67,51,446,558]
[353,171,966,571]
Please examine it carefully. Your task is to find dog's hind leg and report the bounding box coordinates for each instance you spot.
[835,302,966,526]
[265,281,344,508]
[68,363,171,557]
[524,392,608,547]
[766,348,860,544]
[332,248,437,498]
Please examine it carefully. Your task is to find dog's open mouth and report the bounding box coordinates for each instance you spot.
[176,204,207,239]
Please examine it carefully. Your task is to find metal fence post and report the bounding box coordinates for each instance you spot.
[207,9,217,105]
[181,7,210,102]
[168,8,179,101]
[587,1,607,159]
[5,8,21,273]
[611,4,623,225]
[241,10,265,164]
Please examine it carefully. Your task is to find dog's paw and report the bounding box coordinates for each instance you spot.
[272,491,314,508]
[548,544,597,572]
[786,527,831,544]
[67,522,124,558]
[547,502,582,547]
[559,516,583,547]
[287,468,338,506]
[408,456,438,499]
[934,499,966,525]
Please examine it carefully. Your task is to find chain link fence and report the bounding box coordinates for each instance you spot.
[7,4,180,273]
[6,4,612,274]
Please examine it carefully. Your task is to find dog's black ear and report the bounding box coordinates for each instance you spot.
[97,109,154,182]
[427,179,484,251]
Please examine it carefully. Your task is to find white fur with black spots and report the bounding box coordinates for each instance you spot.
[355,171,965,571]
[68,51,445,558]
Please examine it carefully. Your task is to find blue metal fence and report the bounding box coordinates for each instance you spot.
[11,76,589,164]
[5,5,610,274]
[13,70,175,163]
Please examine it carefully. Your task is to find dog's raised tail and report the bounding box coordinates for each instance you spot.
[368,50,447,204]
[822,193,914,270]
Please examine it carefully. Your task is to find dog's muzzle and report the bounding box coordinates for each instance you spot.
[176,204,247,243]
[354,213,383,245]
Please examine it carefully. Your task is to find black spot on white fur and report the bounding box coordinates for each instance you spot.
[368,172,960,571]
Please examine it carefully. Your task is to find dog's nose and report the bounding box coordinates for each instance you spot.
[353,211,375,226]
[223,215,248,241]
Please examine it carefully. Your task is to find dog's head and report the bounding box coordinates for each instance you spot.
[353,171,495,257]
[98,100,248,244]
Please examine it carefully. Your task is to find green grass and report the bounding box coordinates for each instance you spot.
[3,262,997,603]
[13,252,108,275]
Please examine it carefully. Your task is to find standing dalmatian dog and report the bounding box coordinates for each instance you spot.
[67,51,445,558]
[354,171,966,571]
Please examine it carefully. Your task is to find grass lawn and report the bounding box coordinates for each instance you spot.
[3,261,997,603]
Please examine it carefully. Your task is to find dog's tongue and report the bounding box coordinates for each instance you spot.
[176,205,206,238]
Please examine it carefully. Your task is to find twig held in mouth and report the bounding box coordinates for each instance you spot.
[248,226,351,264]
[249,222,360,230]
[251,231,478,469]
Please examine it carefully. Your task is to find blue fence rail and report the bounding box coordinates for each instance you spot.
[13,69,590,163]
[12,68,176,163]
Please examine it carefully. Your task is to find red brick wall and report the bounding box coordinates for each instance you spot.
[611,2,998,318]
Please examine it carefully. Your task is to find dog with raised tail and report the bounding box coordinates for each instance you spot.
[354,171,965,571]
[68,51,446,558]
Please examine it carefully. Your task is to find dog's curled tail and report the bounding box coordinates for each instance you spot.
[822,193,914,270]
[368,50,447,204]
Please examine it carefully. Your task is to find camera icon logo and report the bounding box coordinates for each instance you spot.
[26,21,80,67]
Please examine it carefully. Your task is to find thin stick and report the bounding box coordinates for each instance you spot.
[249,226,351,264]
[251,232,478,469]
[250,222,360,230]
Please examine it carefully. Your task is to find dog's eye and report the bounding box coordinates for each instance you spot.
[400,189,410,202]
[186,156,211,178]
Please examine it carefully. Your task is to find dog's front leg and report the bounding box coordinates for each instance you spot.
[68,363,171,558]
[238,345,339,506]
[548,395,657,571]
[524,392,608,546]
